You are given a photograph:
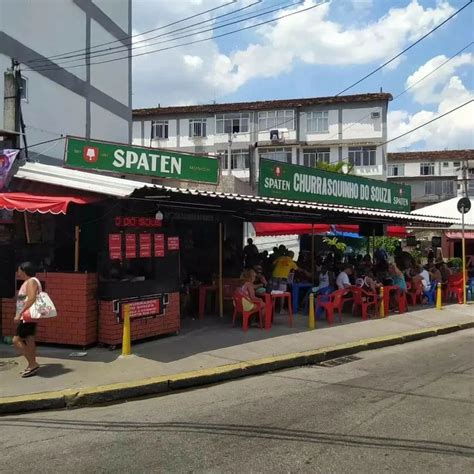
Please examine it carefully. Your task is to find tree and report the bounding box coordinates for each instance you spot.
[315,161,354,174]
[371,236,400,255]
[323,236,347,253]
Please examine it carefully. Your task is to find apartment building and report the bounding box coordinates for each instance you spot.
[387,150,474,210]
[132,93,391,184]
[0,0,132,162]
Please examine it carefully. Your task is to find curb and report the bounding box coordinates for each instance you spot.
[1,321,473,415]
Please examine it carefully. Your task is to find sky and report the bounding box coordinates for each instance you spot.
[131,0,474,151]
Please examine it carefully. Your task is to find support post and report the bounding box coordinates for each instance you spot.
[219,222,224,318]
[311,223,315,284]
[121,304,131,356]
[308,293,316,330]
[227,133,232,176]
[461,209,467,304]
[436,282,442,310]
[74,225,80,272]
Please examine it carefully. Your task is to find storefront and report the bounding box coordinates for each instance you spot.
[0,138,457,346]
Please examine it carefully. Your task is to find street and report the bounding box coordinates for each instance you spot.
[1,330,473,473]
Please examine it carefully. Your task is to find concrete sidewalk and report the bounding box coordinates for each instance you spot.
[1,304,473,413]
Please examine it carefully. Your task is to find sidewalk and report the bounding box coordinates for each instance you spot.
[1,303,473,413]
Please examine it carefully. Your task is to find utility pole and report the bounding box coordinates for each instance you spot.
[461,161,468,197]
[227,132,232,176]
[3,59,20,148]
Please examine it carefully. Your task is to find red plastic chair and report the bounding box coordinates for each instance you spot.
[352,287,379,320]
[232,291,263,331]
[446,275,464,304]
[407,280,423,306]
[316,289,348,324]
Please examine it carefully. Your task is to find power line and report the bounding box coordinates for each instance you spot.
[325,40,474,141]
[29,0,301,70]
[25,0,238,65]
[335,0,473,96]
[378,99,473,147]
[26,0,268,67]
[23,1,328,73]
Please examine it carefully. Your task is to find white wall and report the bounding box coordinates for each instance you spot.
[342,107,382,140]
[90,102,129,144]
[93,0,129,32]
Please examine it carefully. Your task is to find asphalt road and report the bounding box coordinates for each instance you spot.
[1,330,473,473]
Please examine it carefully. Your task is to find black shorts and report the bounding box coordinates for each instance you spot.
[16,321,37,339]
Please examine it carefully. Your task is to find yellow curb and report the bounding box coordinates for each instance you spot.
[1,321,473,415]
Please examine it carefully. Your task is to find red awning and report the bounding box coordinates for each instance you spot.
[446,231,474,240]
[253,222,408,238]
[0,192,98,215]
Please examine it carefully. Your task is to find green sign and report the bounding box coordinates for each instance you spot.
[259,159,411,212]
[64,136,219,184]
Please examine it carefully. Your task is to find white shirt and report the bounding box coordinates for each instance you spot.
[319,271,330,288]
[419,269,430,289]
[336,271,351,289]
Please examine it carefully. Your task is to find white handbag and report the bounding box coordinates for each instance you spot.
[29,277,58,319]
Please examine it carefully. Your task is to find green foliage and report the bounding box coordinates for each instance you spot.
[448,257,462,270]
[323,236,347,253]
[410,249,423,265]
[371,236,400,255]
[314,160,354,174]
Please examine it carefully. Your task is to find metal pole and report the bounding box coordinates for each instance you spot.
[227,133,232,176]
[219,222,224,317]
[74,225,80,272]
[462,208,467,304]
[311,223,315,284]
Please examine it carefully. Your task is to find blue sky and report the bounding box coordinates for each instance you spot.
[132,0,474,150]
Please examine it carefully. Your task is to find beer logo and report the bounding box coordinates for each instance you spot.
[83,146,99,163]
[274,166,282,177]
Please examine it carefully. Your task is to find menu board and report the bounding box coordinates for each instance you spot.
[109,234,122,259]
[125,234,137,259]
[139,233,152,258]
[154,234,165,257]
[168,236,180,251]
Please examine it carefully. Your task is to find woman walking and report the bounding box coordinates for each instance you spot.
[13,262,40,378]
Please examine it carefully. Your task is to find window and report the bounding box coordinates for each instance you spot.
[425,180,455,196]
[443,162,450,167]
[307,111,329,133]
[218,149,250,170]
[387,164,405,177]
[453,161,461,168]
[258,110,294,131]
[420,162,435,176]
[20,76,28,101]
[216,113,249,134]
[303,148,330,167]
[189,119,207,138]
[259,147,292,163]
[348,146,376,167]
[151,120,168,139]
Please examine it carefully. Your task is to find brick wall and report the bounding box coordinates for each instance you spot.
[98,292,180,346]
[1,273,98,346]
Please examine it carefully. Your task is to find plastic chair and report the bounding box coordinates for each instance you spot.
[232,291,263,331]
[352,287,378,320]
[303,285,332,316]
[446,275,464,304]
[423,280,438,305]
[271,292,293,327]
[467,277,474,301]
[316,289,348,325]
[407,280,423,306]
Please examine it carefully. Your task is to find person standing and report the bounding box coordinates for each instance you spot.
[271,250,299,290]
[243,238,259,268]
[13,262,40,378]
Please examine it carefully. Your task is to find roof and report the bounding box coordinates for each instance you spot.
[13,162,457,226]
[388,150,474,162]
[133,93,393,117]
[411,197,474,226]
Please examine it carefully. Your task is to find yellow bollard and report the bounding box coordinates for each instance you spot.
[379,286,385,318]
[122,303,132,356]
[436,282,442,310]
[308,293,316,330]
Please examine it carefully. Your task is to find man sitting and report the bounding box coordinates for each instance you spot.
[336,265,353,290]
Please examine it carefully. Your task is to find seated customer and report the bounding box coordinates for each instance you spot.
[240,269,265,314]
[388,263,407,291]
[355,270,378,293]
[336,265,353,290]
[253,265,268,296]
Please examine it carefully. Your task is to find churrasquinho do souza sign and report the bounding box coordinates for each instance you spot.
[64,136,219,184]
[259,159,411,213]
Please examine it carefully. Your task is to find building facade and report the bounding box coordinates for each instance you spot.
[0,0,132,163]
[387,150,474,210]
[132,93,391,184]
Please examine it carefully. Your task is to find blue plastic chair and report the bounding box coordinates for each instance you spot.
[423,280,438,305]
[467,278,474,301]
[313,286,334,319]
[303,286,333,316]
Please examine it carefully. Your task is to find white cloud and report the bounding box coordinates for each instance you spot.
[132,0,456,106]
[388,70,474,151]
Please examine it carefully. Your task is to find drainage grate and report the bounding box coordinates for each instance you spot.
[317,355,362,368]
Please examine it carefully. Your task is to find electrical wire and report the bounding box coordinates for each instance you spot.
[23,1,328,73]
[25,0,238,65]
[28,0,302,70]
[22,136,65,150]
[335,0,473,96]
[378,99,473,147]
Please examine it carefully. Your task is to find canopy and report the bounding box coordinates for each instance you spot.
[446,231,474,240]
[0,192,97,215]
[412,197,473,226]
[253,222,408,238]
